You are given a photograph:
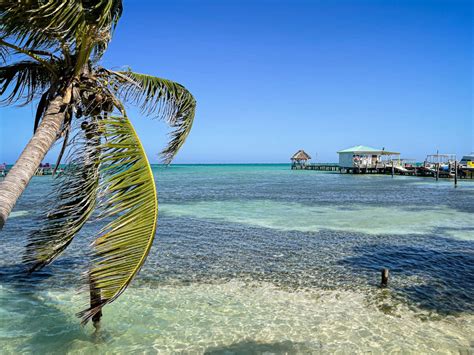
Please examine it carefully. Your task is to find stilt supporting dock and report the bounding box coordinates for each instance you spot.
[454,161,458,188]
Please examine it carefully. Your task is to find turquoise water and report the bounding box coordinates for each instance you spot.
[1,164,473,353]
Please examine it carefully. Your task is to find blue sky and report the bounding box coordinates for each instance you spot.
[0,0,472,163]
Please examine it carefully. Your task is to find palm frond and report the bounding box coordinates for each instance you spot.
[0,39,58,74]
[0,60,52,105]
[77,113,158,324]
[1,0,81,49]
[109,70,196,164]
[0,0,123,55]
[33,91,50,133]
[24,123,100,271]
[0,45,9,64]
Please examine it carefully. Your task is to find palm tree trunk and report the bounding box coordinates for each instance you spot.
[0,94,65,229]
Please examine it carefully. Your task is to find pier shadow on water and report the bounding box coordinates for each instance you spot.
[339,235,474,315]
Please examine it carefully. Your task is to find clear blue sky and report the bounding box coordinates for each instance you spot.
[0,0,472,163]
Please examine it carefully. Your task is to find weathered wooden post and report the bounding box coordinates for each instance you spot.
[435,163,439,181]
[391,160,394,178]
[89,275,102,329]
[454,160,458,188]
[381,268,389,287]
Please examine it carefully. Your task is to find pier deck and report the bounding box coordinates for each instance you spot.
[291,163,474,179]
[0,167,63,178]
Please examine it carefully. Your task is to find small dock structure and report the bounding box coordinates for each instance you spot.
[0,163,62,178]
[291,150,312,170]
[337,145,400,174]
[290,146,474,180]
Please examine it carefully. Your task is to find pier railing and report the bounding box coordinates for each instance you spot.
[291,163,340,171]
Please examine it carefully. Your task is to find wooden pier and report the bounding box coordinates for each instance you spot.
[292,163,339,171]
[290,148,474,180]
[291,162,474,180]
[0,165,63,178]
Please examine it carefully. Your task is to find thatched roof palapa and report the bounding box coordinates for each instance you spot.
[291,150,311,161]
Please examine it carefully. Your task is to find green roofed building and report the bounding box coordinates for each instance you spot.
[337,145,400,168]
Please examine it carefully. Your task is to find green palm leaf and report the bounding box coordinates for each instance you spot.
[0,0,122,51]
[0,45,9,63]
[24,125,100,271]
[0,60,52,105]
[109,70,196,163]
[78,113,158,324]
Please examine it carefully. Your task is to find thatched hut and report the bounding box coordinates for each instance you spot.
[291,150,311,168]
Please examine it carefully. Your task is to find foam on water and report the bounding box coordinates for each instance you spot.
[1,282,472,354]
[9,211,29,218]
[162,200,474,240]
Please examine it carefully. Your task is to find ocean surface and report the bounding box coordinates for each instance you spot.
[1,164,473,354]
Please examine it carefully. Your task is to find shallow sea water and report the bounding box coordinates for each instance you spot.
[1,164,473,354]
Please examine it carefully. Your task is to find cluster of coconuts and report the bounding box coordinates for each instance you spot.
[80,120,97,140]
[74,74,114,119]
[73,75,115,139]
[74,76,114,139]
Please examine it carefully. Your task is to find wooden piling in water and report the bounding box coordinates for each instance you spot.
[381,268,389,287]
[89,275,102,329]
[454,160,458,188]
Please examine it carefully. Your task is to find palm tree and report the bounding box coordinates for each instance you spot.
[0,1,196,326]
